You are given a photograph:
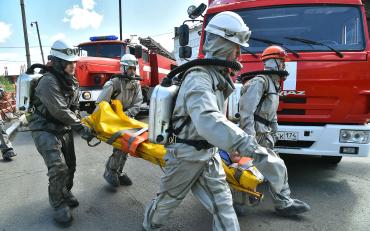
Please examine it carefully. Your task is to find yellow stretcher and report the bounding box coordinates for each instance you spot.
[82,100,263,199]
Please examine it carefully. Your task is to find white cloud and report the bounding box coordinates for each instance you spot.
[63,0,103,30]
[82,0,95,10]
[0,22,12,43]
[50,33,66,42]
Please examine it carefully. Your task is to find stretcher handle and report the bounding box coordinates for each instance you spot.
[87,137,101,147]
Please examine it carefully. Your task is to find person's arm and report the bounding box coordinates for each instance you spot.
[239,77,266,136]
[125,81,143,117]
[96,80,114,105]
[182,71,259,156]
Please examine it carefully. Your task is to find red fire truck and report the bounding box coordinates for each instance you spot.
[76,35,176,113]
[181,0,370,163]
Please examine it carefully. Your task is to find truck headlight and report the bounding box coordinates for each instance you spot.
[340,130,370,144]
[82,92,91,100]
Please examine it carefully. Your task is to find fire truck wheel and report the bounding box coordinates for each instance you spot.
[321,156,342,165]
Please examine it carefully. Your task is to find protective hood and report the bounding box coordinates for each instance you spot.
[203,33,238,61]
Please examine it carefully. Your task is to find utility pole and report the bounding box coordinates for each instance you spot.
[20,0,31,68]
[31,21,45,64]
[119,0,123,40]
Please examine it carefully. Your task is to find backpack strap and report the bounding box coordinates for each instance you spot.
[167,66,215,150]
[252,75,279,127]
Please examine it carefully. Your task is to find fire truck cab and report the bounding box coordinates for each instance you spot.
[180,0,370,164]
[76,35,176,113]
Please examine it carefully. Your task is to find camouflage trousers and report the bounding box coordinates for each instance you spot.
[105,148,128,174]
[32,130,76,208]
[0,120,13,154]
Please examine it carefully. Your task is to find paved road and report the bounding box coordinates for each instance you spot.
[1,117,369,231]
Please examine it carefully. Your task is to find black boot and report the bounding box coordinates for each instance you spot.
[63,190,79,208]
[53,204,72,225]
[2,149,16,161]
[119,173,133,186]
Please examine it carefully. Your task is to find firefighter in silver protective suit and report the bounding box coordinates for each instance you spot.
[143,11,284,231]
[232,45,310,217]
[96,53,143,187]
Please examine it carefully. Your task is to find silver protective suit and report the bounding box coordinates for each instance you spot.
[143,33,275,231]
[235,73,295,210]
[96,77,143,185]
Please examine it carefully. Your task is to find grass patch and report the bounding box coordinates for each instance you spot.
[0,76,15,92]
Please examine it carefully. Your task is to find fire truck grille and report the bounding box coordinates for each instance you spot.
[278,109,305,115]
[275,140,315,149]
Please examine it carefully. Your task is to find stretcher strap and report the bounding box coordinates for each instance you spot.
[234,168,243,183]
[106,128,138,145]
[127,127,148,150]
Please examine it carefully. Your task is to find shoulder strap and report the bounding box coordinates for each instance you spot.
[166,66,214,150]
[253,75,270,111]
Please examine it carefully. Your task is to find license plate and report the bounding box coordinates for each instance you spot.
[276,131,298,141]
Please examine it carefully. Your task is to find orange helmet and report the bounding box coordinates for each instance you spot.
[261,45,288,62]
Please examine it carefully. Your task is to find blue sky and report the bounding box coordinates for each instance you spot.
[0,0,207,75]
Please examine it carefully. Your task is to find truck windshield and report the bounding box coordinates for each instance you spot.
[79,43,125,58]
[206,5,365,53]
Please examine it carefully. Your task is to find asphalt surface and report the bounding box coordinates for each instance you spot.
[1,115,369,231]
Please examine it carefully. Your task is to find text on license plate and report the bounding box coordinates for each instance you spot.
[276,131,298,141]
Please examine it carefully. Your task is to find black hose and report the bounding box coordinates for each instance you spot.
[26,63,47,74]
[238,70,289,83]
[167,59,242,79]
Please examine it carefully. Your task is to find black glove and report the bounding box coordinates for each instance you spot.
[73,124,95,142]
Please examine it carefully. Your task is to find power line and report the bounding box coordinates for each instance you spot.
[0,60,27,63]
[0,45,51,49]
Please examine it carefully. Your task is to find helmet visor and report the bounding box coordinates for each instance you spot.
[208,24,251,45]
[51,47,79,56]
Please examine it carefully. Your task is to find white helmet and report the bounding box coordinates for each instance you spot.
[50,40,80,62]
[205,11,251,47]
[120,54,139,73]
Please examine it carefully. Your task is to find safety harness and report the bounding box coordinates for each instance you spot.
[26,64,78,126]
[239,70,288,127]
[163,59,242,151]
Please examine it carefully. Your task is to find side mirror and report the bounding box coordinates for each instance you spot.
[187,3,207,19]
[179,46,192,59]
[134,45,142,59]
[178,24,190,46]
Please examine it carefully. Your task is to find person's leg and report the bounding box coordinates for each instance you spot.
[254,133,310,216]
[143,151,204,230]
[116,151,132,186]
[32,131,72,224]
[103,148,123,187]
[191,154,240,231]
[231,189,249,216]
[61,131,78,208]
[0,120,16,160]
